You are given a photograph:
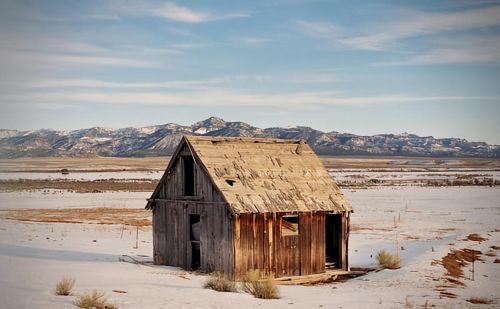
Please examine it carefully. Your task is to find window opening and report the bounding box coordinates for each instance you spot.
[183,156,195,196]
[281,215,299,236]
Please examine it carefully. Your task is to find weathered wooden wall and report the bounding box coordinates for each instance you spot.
[153,200,234,276]
[234,211,348,278]
[152,144,234,276]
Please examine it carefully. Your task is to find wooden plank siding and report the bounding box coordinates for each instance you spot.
[234,212,330,279]
[151,143,235,277]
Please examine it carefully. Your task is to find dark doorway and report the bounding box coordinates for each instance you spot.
[189,214,201,270]
[325,214,342,269]
[183,156,195,196]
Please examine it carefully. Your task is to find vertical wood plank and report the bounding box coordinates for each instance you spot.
[267,214,274,275]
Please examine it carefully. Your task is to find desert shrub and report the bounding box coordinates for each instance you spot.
[241,270,280,299]
[377,249,401,269]
[55,277,75,296]
[203,272,237,292]
[73,289,117,309]
[466,297,496,304]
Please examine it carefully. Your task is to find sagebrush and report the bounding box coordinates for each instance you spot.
[203,272,237,292]
[73,289,117,309]
[54,277,75,296]
[241,270,280,299]
[377,249,401,269]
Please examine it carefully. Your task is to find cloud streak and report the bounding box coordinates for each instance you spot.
[154,2,249,23]
[296,20,341,38]
[1,50,153,68]
[376,35,500,65]
[341,5,500,50]
[4,88,490,109]
[23,79,223,89]
[298,5,500,52]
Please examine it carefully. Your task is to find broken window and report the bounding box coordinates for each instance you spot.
[189,214,200,241]
[281,215,299,236]
[189,214,201,270]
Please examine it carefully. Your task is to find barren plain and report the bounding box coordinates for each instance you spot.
[0,156,498,308]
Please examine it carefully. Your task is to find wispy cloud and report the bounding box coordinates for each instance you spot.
[0,30,167,70]
[296,20,341,38]
[341,5,500,51]
[298,5,500,51]
[377,36,500,65]
[23,79,223,89]
[6,88,490,109]
[239,37,272,45]
[1,50,152,68]
[80,14,120,21]
[154,2,249,23]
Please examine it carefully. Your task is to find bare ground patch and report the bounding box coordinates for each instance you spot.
[0,157,171,172]
[441,248,482,279]
[466,297,497,305]
[430,246,486,300]
[338,177,498,189]
[0,207,151,226]
[349,224,394,232]
[464,233,488,242]
[0,179,158,193]
[1,156,498,172]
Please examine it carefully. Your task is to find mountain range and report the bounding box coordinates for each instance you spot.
[0,117,498,158]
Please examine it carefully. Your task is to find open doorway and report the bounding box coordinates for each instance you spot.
[325,214,342,269]
[189,214,201,270]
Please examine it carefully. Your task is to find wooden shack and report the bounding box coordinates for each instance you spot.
[146,136,352,278]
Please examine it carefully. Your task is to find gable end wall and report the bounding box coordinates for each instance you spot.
[152,143,235,276]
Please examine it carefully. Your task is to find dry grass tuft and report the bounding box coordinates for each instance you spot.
[1,207,150,226]
[55,277,75,296]
[73,290,117,309]
[466,297,496,304]
[203,272,237,292]
[439,291,457,299]
[376,249,401,269]
[465,233,488,242]
[241,270,280,299]
[0,179,158,193]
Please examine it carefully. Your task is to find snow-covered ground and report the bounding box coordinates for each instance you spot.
[0,191,149,210]
[0,186,499,308]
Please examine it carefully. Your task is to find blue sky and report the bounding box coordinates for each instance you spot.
[0,0,499,143]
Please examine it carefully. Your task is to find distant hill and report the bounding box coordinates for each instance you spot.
[0,117,498,158]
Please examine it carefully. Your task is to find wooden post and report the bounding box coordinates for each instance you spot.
[472,251,475,281]
[134,221,139,249]
[396,233,400,259]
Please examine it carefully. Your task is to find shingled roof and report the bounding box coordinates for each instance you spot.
[148,136,352,214]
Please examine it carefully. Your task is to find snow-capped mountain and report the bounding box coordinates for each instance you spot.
[0,117,498,158]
